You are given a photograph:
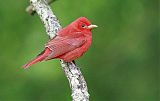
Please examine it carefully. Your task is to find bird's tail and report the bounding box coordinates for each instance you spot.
[23,48,51,69]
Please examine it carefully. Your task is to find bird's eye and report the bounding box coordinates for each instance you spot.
[81,24,86,28]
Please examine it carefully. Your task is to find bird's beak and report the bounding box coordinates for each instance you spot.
[87,25,98,29]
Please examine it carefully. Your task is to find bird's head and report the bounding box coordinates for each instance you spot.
[71,17,98,32]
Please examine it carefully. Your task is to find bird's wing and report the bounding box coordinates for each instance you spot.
[45,35,85,58]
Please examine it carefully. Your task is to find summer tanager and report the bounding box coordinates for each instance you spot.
[23,17,97,69]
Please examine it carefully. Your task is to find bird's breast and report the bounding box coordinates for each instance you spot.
[81,37,92,53]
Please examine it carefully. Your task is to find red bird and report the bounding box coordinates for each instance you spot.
[23,17,97,69]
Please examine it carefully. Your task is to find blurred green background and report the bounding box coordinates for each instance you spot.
[0,0,158,101]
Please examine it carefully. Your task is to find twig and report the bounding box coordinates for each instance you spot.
[26,0,89,101]
[60,61,89,101]
[26,0,57,15]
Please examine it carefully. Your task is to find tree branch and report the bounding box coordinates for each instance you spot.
[26,0,89,100]
[26,0,57,15]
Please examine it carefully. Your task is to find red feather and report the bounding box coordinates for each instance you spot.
[23,17,96,68]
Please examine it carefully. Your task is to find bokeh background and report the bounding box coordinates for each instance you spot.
[0,0,158,101]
